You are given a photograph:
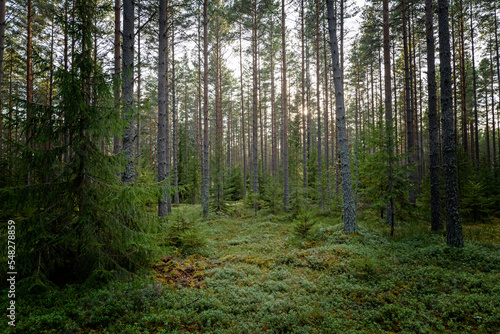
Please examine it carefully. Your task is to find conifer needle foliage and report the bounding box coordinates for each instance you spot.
[0,0,160,285]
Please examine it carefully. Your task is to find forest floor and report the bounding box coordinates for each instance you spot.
[4,202,500,333]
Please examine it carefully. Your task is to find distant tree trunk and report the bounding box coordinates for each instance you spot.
[324,27,330,204]
[438,0,463,247]
[271,20,278,178]
[469,0,479,168]
[121,0,135,184]
[426,0,443,231]
[459,0,468,156]
[494,10,500,164]
[383,0,395,234]
[0,0,6,157]
[485,61,491,167]
[402,0,415,203]
[301,0,307,191]
[172,29,180,204]
[282,0,289,210]
[114,0,121,155]
[491,50,497,166]
[158,0,168,217]
[136,2,141,172]
[316,0,323,209]
[202,0,209,217]
[252,1,258,204]
[26,0,33,123]
[239,23,247,198]
[326,0,357,234]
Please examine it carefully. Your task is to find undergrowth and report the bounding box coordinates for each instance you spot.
[1,202,499,333]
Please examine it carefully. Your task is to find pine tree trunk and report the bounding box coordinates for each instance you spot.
[239,23,247,198]
[383,0,395,233]
[271,20,277,178]
[459,0,468,156]
[316,0,323,209]
[426,0,443,231]
[172,28,179,205]
[121,0,135,184]
[402,0,415,203]
[202,0,209,217]
[282,0,289,210]
[158,0,168,217]
[438,0,463,247]
[0,0,6,157]
[301,0,307,191]
[252,2,259,203]
[494,10,500,165]
[491,50,497,166]
[136,2,141,173]
[469,0,479,168]
[114,0,121,155]
[326,0,357,234]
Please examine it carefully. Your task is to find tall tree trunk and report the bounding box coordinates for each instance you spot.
[316,0,323,209]
[459,0,468,156]
[426,0,443,231]
[122,0,135,184]
[202,0,209,217]
[324,27,330,204]
[271,19,277,178]
[240,23,247,198]
[282,0,289,210]
[491,50,497,166]
[469,0,479,168]
[402,0,415,203]
[0,0,6,157]
[172,27,179,204]
[438,0,463,247]
[252,1,259,204]
[136,2,141,174]
[494,10,500,165]
[114,0,121,154]
[301,0,307,191]
[158,0,168,217]
[326,0,357,234]
[383,0,395,233]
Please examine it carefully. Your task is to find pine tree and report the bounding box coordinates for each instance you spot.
[326,0,357,234]
[438,0,464,247]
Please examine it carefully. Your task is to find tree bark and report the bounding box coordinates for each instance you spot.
[114,0,121,155]
[383,0,395,233]
[0,0,6,157]
[239,23,247,198]
[172,26,179,205]
[438,0,463,247]
[402,0,415,203]
[202,0,209,217]
[426,0,443,231]
[316,0,323,209]
[122,0,135,184]
[282,0,289,210]
[158,0,168,217]
[326,0,357,234]
[301,0,307,191]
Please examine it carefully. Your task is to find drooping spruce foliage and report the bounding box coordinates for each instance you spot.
[0,0,160,285]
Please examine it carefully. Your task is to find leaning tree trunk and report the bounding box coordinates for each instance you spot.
[326,0,357,234]
[438,0,463,247]
[426,0,443,231]
[122,0,135,184]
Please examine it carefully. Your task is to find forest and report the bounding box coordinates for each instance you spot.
[0,0,499,332]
